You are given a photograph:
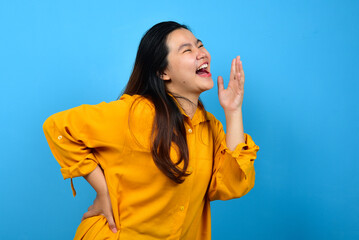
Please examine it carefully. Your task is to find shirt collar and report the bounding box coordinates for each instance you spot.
[121,93,210,126]
[167,93,209,126]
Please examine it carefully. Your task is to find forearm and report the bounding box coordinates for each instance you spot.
[83,165,109,196]
[224,108,245,151]
[82,165,117,233]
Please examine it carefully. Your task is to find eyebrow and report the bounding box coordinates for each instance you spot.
[178,39,203,52]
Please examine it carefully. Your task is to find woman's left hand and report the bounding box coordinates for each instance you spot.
[217,56,245,112]
[81,193,118,233]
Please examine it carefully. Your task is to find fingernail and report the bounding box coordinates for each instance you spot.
[112,228,118,233]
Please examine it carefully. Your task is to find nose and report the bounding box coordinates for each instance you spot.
[196,48,207,60]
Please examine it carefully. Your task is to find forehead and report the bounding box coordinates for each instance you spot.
[166,28,198,50]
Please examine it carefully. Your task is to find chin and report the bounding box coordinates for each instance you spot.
[200,79,214,92]
[206,77,214,89]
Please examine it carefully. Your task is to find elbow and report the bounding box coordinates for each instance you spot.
[232,171,256,199]
[42,115,54,134]
[211,176,255,201]
[243,177,255,196]
[234,178,255,199]
[243,169,256,195]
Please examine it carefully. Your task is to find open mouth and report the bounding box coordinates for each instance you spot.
[196,63,211,77]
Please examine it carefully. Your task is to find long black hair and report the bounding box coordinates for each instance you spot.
[119,21,207,183]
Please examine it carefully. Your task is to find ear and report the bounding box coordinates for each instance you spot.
[158,70,171,81]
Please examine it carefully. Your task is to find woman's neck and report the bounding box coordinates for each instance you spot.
[174,94,199,119]
[171,93,199,119]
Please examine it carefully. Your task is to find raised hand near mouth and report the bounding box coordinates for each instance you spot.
[217,56,245,112]
[217,55,246,150]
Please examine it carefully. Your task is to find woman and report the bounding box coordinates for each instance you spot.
[43,21,260,239]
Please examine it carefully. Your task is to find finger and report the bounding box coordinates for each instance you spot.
[236,56,241,73]
[237,57,244,83]
[217,76,225,94]
[81,210,98,222]
[104,212,118,233]
[236,71,241,84]
[239,60,245,84]
[229,58,236,81]
[238,61,243,73]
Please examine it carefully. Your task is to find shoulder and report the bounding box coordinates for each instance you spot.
[119,95,155,150]
[77,94,154,118]
[204,110,217,121]
[203,110,221,126]
[46,94,154,124]
[119,94,155,118]
[202,110,226,138]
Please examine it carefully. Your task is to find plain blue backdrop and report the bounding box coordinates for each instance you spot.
[1,0,358,239]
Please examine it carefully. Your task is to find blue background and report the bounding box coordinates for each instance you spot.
[1,0,358,239]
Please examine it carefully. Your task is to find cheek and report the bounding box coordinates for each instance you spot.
[183,57,196,70]
[168,56,197,79]
[177,60,196,78]
[171,59,191,74]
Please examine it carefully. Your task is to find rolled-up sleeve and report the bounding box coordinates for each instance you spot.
[43,111,99,179]
[42,103,109,196]
[207,119,260,201]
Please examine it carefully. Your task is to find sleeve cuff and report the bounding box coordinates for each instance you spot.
[218,133,260,178]
[219,133,257,158]
[59,153,99,180]
[59,153,98,197]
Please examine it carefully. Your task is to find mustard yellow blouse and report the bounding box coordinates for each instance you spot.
[43,94,260,240]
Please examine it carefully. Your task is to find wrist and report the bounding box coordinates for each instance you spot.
[224,108,242,117]
[96,189,110,197]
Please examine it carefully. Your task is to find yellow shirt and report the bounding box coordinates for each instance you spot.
[43,94,260,240]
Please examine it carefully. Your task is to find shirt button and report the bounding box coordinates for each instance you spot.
[180,206,185,211]
[188,129,192,133]
[58,135,62,140]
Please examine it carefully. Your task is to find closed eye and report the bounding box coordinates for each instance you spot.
[183,44,204,53]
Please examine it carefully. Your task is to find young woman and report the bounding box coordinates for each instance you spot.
[43,21,260,239]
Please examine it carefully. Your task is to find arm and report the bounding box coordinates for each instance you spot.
[207,117,259,201]
[82,166,117,233]
[218,56,246,150]
[42,104,102,196]
[224,109,245,151]
[207,56,260,201]
[42,100,126,233]
[42,100,127,194]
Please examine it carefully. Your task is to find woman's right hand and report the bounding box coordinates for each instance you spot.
[81,192,118,233]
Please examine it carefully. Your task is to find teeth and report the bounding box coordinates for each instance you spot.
[197,63,208,71]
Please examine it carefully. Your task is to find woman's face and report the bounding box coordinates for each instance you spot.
[162,28,213,99]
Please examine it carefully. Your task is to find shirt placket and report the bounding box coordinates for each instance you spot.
[170,119,196,239]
